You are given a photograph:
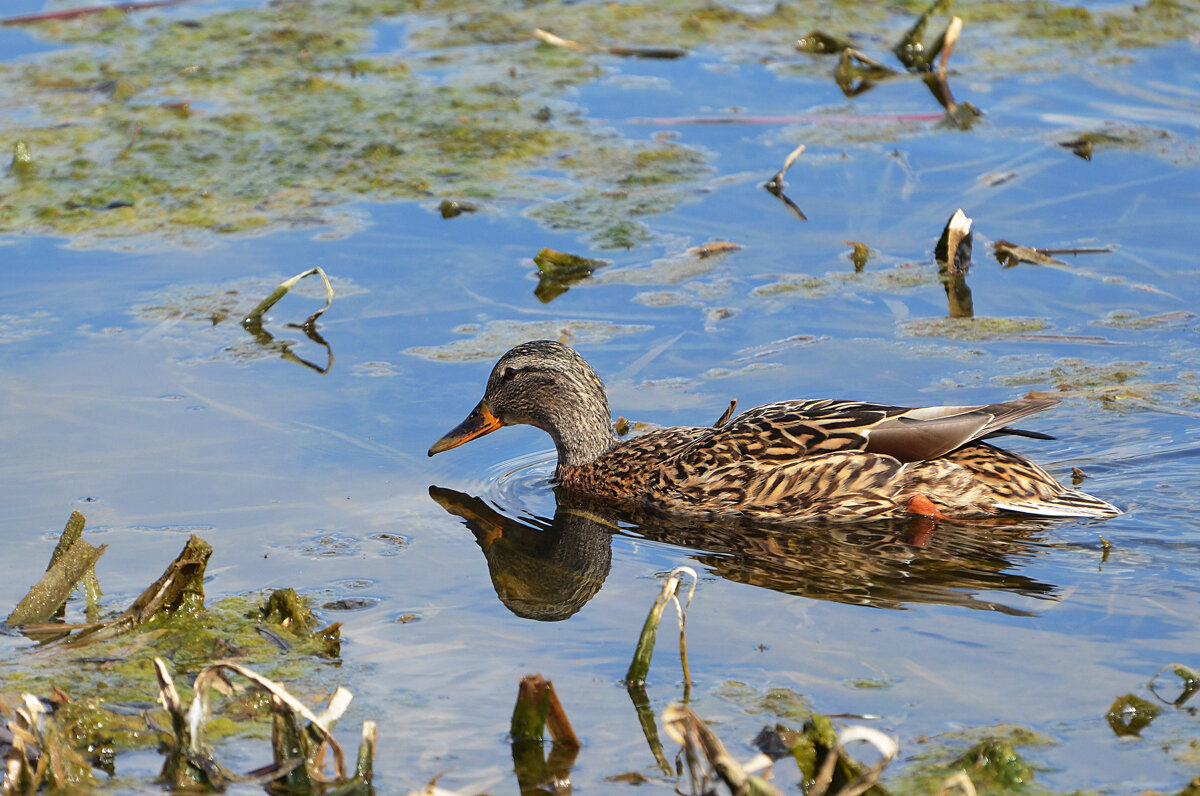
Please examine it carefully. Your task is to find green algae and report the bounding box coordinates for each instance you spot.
[899,316,1050,340]
[896,724,1054,795]
[994,359,1151,390]
[1,0,1195,247]
[1058,123,1196,165]
[0,0,696,246]
[1095,310,1197,330]
[753,262,936,299]
[404,319,653,362]
[713,682,814,724]
[0,589,347,763]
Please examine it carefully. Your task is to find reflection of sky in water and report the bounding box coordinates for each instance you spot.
[1,11,1199,795]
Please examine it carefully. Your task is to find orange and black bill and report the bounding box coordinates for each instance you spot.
[428,400,504,456]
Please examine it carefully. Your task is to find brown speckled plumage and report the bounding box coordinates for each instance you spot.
[429,341,1121,522]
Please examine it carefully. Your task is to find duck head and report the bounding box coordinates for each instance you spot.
[428,340,619,468]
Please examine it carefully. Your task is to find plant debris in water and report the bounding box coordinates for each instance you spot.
[0,513,355,789]
[532,248,608,303]
[1,0,1194,247]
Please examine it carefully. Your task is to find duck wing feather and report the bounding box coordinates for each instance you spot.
[670,397,1060,469]
[863,399,1060,462]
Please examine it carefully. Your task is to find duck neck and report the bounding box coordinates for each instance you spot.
[544,398,619,471]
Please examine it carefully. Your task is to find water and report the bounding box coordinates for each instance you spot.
[1,3,1199,793]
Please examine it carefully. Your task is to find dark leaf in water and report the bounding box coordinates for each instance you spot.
[834,49,896,97]
[1061,138,1094,160]
[992,240,1068,268]
[795,30,853,54]
[439,199,478,218]
[1106,693,1161,737]
[894,0,954,71]
[532,248,607,303]
[843,240,871,272]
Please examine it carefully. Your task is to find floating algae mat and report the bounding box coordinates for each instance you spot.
[1,0,1197,246]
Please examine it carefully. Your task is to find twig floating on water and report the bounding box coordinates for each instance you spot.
[2,0,198,25]
[630,113,944,125]
[765,144,805,193]
[533,28,686,59]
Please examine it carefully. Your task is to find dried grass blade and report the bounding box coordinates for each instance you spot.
[242,266,334,328]
[938,770,978,796]
[938,17,963,83]
[190,661,349,779]
[533,28,587,51]
[662,704,783,796]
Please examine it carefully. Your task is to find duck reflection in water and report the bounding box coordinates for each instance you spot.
[429,485,1060,621]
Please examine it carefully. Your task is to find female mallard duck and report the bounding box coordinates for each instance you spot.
[428,340,1120,522]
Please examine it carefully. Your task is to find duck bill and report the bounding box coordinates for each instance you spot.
[428,400,504,456]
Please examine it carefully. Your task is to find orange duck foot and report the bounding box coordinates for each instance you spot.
[904,494,949,520]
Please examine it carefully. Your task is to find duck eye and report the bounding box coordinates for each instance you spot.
[500,367,517,382]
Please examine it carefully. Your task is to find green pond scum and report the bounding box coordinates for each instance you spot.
[0,0,1197,246]
[0,523,348,780]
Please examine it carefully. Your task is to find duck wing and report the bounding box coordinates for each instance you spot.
[862,399,1060,462]
[670,398,1061,468]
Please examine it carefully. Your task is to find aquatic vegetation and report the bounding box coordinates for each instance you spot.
[0,517,355,788]
[405,318,652,362]
[752,262,937,299]
[1,0,1195,247]
[899,316,1050,340]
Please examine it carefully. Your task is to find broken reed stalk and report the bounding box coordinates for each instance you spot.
[625,566,697,686]
[242,266,334,329]
[23,534,211,648]
[662,704,784,796]
[938,770,979,796]
[533,28,586,51]
[938,17,963,84]
[6,512,107,627]
[809,726,899,796]
[3,694,97,792]
[356,721,377,781]
[155,657,369,789]
[512,674,580,747]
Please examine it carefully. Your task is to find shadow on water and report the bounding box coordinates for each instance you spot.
[430,485,1060,620]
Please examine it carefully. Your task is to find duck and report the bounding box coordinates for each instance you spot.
[427,340,1121,522]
